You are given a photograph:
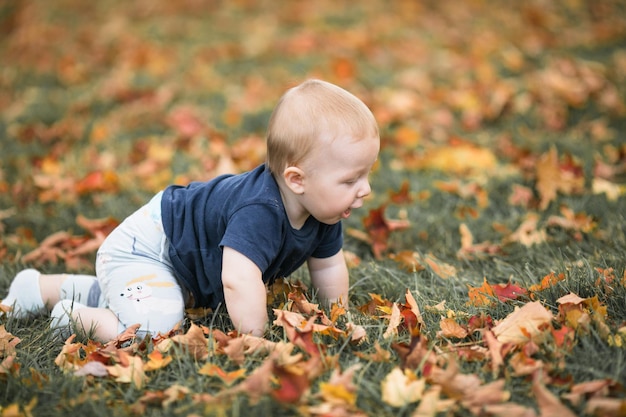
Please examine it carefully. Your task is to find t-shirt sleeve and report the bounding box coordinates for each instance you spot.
[219,204,284,272]
[310,222,343,259]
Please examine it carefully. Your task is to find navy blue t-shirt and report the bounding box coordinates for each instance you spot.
[160,164,343,309]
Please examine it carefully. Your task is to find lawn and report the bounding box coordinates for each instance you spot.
[1,0,626,416]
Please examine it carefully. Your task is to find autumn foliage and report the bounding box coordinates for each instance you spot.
[2,0,626,416]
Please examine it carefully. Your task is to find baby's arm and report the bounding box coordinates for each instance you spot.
[222,246,267,336]
[307,250,349,307]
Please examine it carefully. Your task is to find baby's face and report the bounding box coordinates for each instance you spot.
[299,134,380,225]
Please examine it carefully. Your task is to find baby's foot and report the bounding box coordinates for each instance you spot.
[1,269,45,318]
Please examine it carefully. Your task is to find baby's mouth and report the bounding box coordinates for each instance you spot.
[342,208,352,219]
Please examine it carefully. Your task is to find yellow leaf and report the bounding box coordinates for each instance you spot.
[381,367,426,407]
[419,142,498,174]
[319,364,361,406]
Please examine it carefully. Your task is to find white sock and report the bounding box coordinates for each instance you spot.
[50,299,87,340]
[1,269,45,318]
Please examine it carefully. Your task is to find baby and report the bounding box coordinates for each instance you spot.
[1,79,380,341]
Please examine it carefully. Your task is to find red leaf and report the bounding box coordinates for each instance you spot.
[491,282,528,302]
[361,205,410,259]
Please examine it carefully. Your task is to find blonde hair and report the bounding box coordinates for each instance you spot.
[266,79,379,175]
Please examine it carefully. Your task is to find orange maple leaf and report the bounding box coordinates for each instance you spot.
[198,363,246,385]
[143,349,172,372]
[528,272,566,293]
[467,278,496,307]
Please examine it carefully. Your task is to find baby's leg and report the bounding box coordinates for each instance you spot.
[51,301,120,342]
[2,269,102,318]
[94,190,185,340]
[41,272,103,308]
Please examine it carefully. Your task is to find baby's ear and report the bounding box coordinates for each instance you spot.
[283,166,305,195]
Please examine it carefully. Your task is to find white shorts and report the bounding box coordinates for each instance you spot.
[95,192,186,337]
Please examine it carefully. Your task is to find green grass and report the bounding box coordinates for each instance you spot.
[2,0,626,416]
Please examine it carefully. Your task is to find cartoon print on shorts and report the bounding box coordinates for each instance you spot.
[120,273,182,315]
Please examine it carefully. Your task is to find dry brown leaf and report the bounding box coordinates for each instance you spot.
[383,303,402,339]
[482,329,504,374]
[535,146,585,210]
[492,302,553,344]
[584,397,626,417]
[483,403,538,417]
[421,253,458,279]
[0,325,21,375]
[428,359,482,400]
[405,289,426,328]
[438,318,468,339]
[222,334,277,364]
[412,385,456,417]
[106,350,147,388]
[461,379,510,414]
[457,223,502,260]
[532,370,577,417]
[505,214,547,247]
[155,322,209,360]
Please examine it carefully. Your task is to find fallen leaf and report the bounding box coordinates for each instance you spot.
[318,363,362,406]
[528,272,566,293]
[457,223,503,260]
[535,146,585,210]
[417,140,498,174]
[467,278,496,307]
[492,301,553,344]
[106,350,147,388]
[198,363,246,386]
[0,325,21,375]
[438,318,468,339]
[532,370,577,417]
[421,253,457,279]
[412,385,456,417]
[143,349,172,371]
[383,303,402,339]
[491,282,528,302]
[155,322,209,360]
[381,367,426,407]
[404,289,426,329]
[584,397,626,417]
[505,214,547,247]
[359,205,411,259]
[388,180,413,204]
[74,361,109,377]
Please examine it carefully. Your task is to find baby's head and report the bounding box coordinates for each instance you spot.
[266,79,379,175]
